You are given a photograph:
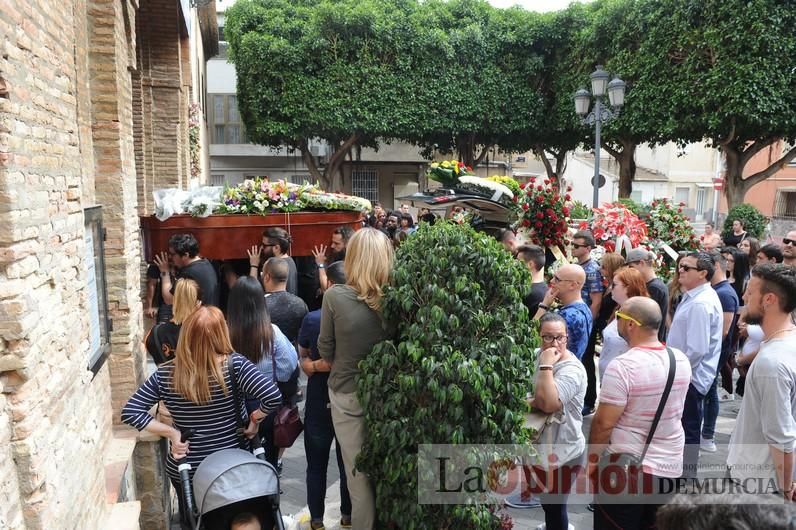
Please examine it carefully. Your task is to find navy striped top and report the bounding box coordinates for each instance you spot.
[121,353,281,480]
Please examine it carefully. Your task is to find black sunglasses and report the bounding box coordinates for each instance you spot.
[678,264,699,272]
[572,243,590,249]
[784,238,795,246]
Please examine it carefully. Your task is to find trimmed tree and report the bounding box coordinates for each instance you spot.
[358,221,538,529]
[647,0,796,208]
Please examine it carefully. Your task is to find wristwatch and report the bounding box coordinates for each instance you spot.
[318,264,325,269]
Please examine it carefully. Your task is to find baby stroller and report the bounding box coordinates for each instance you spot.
[177,435,286,530]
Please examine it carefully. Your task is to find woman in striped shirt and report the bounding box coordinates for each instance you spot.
[121,306,282,485]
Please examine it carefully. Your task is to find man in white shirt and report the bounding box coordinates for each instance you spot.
[666,251,723,479]
[727,264,796,500]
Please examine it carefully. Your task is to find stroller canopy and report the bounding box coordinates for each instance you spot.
[193,448,280,515]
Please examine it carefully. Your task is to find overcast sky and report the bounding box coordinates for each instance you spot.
[486,0,591,12]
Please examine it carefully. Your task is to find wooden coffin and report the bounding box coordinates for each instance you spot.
[140,211,362,260]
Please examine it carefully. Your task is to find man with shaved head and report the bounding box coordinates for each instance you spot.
[535,263,593,360]
[589,297,692,528]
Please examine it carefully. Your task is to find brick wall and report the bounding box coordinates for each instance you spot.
[134,0,191,214]
[0,0,197,525]
[0,0,124,526]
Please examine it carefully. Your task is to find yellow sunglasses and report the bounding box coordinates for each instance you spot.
[616,311,643,327]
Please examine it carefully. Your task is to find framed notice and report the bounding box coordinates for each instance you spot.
[84,206,111,376]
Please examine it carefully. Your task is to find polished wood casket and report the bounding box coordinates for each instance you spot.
[140,211,362,260]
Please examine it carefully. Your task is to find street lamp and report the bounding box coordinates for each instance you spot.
[574,65,626,208]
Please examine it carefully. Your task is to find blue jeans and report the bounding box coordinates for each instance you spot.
[681,383,705,479]
[702,377,719,440]
[304,401,351,522]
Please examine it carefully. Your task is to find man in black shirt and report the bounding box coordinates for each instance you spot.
[516,244,547,316]
[625,248,669,341]
[160,233,219,307]
[263,257,308,345]
[248,226,299,295]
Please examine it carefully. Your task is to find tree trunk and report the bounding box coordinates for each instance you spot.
[532,144,556,181]
[617,144,636,199]
[604,140,637,199]
[721,140,796,210]
[456,134,476,168]
[299,141,327,188]
[323,133,360,192]
[554,149,568,187]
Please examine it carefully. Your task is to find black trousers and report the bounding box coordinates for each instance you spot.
[582,327,599,409]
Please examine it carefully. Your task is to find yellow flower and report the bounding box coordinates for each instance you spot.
[431,163,439,169]
[441,161,451,168]
[453,164,460,174]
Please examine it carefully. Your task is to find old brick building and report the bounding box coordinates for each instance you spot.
[0,0,216,528]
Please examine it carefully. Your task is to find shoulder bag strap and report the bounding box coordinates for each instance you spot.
[270,338,278,383]
[639,347,677,463]
[227,356,246,448]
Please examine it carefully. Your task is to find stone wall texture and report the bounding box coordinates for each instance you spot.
[0,0,193,527]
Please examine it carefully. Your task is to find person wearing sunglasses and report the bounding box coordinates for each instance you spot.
[589,297,692,528]
[781,229,796,267]
[535,264,593,361]
[666,252,723,480]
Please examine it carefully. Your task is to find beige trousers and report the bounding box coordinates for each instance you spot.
[328,388,375,529]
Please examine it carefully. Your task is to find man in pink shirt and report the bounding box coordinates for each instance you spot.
[588,297,692,529]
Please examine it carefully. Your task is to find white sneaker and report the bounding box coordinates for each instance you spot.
[535,524,574,530]
[700,437,717,453]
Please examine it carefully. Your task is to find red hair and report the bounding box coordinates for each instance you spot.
[613,267,649,298]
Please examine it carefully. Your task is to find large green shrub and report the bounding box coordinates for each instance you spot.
[358,222,538,529]
[722,204,769,240]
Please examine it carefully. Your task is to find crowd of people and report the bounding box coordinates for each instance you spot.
[127,207,796,530]
[506,223,796,529]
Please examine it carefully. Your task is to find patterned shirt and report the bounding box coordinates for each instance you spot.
[121,353,281,480]
[580,259,604,308]
[558,300,593,360]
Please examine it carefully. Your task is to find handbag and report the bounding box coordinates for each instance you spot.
[524,410,564,444]
[598,347,677,485]
[271,350,303,448]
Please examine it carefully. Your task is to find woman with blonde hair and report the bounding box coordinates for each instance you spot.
[318,228,394,529]
[145,278,201,365]
[123,306,282,527]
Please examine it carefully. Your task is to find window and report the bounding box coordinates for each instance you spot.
[775,190,796,218]
[210,174,226,187]
[84,206,111,376]
[351,169,379,202]
[674,187,690,206]
[218,26,225,43]
[630,190,643,202]
[289,174,312,185]
[210,94,245,144]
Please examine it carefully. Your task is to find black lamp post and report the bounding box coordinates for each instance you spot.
[574,65,626,208]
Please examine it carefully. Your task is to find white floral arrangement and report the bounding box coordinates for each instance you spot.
[457,176,514,201]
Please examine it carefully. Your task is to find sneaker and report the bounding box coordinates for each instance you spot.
[586,502,595,512]
[504,493,541,509]
[310,521,325,530]
[536,524,574,530]
[582,406,596,416]
[340,515,352,528]
[700,437,717,453]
